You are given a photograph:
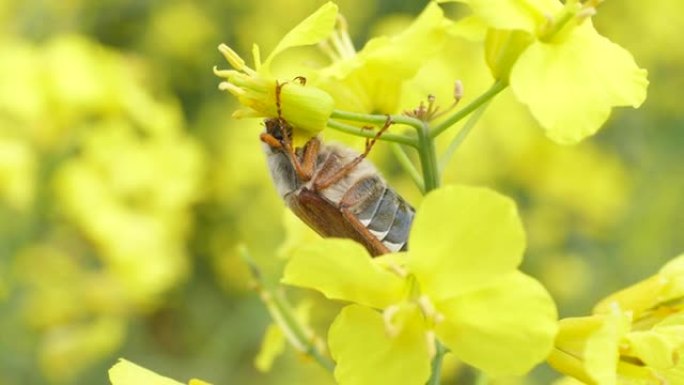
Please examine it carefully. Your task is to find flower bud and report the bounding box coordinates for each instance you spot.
[214,44,334,143]
[278,81,334,140]
[485,29,533,81]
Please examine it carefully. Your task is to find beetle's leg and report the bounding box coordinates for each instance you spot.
[271,81,308,180]
[314,116,392,191]
[260,133,282,148]
[270,79,320,181]
[298,137,320,181]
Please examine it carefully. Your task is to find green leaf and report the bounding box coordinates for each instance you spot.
[408,185,525,300]
[510,22,648,144]
[435,271,557,376]
[109,359,184,385]
[446,0,561,33]
[282,239,405,309]
[328,305,431,385]
[264,2,338,67]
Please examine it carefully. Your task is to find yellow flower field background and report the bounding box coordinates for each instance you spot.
[0,1,682,384]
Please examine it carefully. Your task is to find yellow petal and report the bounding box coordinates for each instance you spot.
[510,22,648,144]
[436,271,557,375]
[282,239,406,309]
[264,2,338,68]
[109,359,184,385]
[408,185,525,300]
[328,305,431,385]
[447,0,561,33]
[254,324,285,372]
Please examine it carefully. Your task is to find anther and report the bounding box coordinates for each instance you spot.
[383,305,401,337]
[425,330,437,359]
[576,7,596,22]
[453,80,464,102]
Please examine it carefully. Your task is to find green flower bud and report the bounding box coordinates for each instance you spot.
[214,44,334,144]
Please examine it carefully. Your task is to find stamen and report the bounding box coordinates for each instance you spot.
[386,260,409,278]
[426,95,436,116]
[585,0,604,7]
[383,305,401,337]
[318,40,342,62]
[232,109,261,119]
[576,7,596,23]
[453,80,464,102]
[418,295,436,317]
[218,44,257,76]
[418,295,445,325]
[324,14,357,61]
[540,12,555,35]
[213,66,228,77]
[252,44,262,72]
[425,330,437,359]
[329,29,348,61]
[337,15,357,57]
[219,82,246,97]
[213,67,243,79]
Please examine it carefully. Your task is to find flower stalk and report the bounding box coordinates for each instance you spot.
[427,341,447,385]
[239,246,335,373]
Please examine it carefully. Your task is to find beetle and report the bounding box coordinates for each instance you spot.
[259,81,414,256]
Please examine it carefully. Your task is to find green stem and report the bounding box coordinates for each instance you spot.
[330,109,425,132]
[417,121,440,192]
[430,80,507,139]
[390,143,425,194]
[271,291,335,372]
[327,119,417,148]
[427,341,447,385]
[239,246,335,373]
[439,99,492,172]
[474,371,488,385]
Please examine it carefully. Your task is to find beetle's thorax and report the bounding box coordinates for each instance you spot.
[262,137,379,203]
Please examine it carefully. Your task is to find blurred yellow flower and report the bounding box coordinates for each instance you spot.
[2,34,206,382]
[0,138,35,210]
[549,253,684,384]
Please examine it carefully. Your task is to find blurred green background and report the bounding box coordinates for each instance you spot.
[0,0,682,384]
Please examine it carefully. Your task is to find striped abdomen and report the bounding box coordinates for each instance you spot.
[338,174,414,253]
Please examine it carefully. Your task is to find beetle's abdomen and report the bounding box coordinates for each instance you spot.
[341,176,414,252]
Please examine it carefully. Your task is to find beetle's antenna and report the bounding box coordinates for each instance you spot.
[275,80,285,124]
